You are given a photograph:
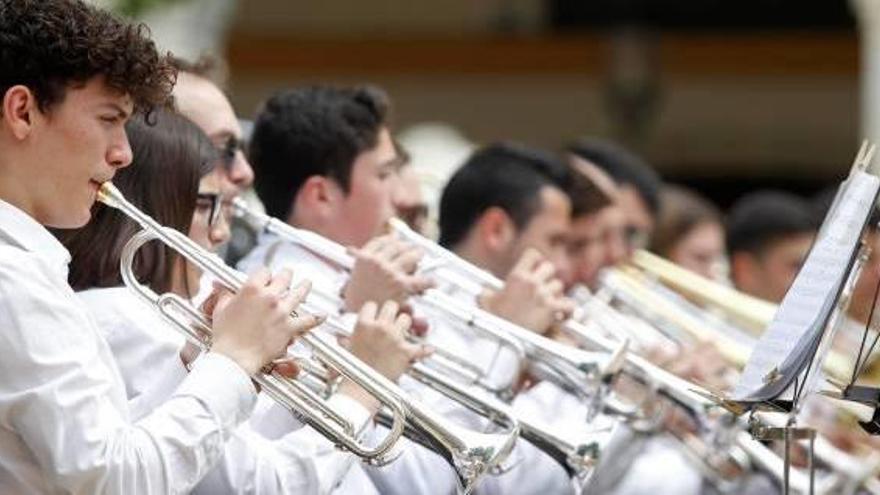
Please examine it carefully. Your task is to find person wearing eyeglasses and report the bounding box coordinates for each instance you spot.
[171,56,254,202]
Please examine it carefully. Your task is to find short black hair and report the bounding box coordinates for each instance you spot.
[249,85,391,220]
[438,142,573,248]
[0,0,175,115]
[568,164,612,218]
[568,137,662,215]
[726,190,817,256]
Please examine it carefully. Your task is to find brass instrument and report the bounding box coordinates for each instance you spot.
[389,215,865,493]
[387,216,728,417]
[604,249,880,493]
[232,199,622,478]
[623,249,855,382]
[631,249,776,334]
[98,182,519,494]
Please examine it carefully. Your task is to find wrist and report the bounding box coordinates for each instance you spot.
[211,345,259,376]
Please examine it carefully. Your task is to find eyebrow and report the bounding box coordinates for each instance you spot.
[383,155,406,171]
[210,130,238,142]
[100,102,131,120]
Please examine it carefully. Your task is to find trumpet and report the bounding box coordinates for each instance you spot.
[387,216,727,417]
[386,216,803,491]
[604,250,880,493]
[98,182,519,494]
[232,199,622,478]
[233,200,626,397]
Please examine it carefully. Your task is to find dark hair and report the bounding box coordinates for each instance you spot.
[726,190,817,256]
[60,108,216,294]
[651,184,722,256]
[438,142,573,248]
[0,0,175,115]
[249,85,391,220]
[568,163,612,218]
[568,138,662,215]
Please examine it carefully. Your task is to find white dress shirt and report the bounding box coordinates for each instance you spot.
[78,285,378,495]
[0,199,256,494]
[238,231,592,495]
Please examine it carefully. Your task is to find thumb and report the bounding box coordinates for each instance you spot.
[209,285,236,319]
[271,357,301,379]
[408,276,436,295]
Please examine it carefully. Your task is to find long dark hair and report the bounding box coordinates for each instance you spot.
[60,108,215,294]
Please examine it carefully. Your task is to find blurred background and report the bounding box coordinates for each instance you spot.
[99,0,867,208]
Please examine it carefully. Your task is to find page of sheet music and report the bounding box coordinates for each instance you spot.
[733,171,880,402]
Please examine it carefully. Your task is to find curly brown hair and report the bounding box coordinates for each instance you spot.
[0,0,176,114]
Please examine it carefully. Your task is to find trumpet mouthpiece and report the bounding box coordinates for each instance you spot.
[96,182,123,208]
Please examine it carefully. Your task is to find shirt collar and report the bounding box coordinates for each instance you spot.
[0,199,72,276]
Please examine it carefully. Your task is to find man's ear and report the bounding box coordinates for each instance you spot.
[290,175,337,224]
[478,206,517,255]
[2,85,38,140]
[730,251,757,292]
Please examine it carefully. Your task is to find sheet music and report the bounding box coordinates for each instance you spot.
[733,171,880,403]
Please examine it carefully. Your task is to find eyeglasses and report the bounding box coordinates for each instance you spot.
[216,136,244,172]
[624,225,649,250]
[196,193,223,228]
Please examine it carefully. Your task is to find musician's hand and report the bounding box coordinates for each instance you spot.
[480,249,575,334]
[210,268,324,376]
[343,234,435,312]
[667,341,732,390]
[340,300,432,411]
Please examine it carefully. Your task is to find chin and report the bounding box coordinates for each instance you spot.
[49,210,93,230]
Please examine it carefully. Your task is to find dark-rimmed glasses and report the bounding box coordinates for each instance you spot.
[196,193,223,228]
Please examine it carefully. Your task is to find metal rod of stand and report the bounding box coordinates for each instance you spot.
[808,431,815,495]
[784,425,791,495]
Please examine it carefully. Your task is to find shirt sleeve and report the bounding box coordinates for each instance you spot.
[224,392,374,495]
[0,254,256,494]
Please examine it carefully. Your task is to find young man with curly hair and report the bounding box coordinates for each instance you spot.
[0,1,313,492]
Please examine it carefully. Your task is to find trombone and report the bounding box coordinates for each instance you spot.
[98,182,519,494]
[623,248,855,382]
[232,199,622,478]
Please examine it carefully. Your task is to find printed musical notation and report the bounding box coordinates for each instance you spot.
[733,171,880,404]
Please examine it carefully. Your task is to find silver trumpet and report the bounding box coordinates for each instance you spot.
[388,216,722,417]
[595,251,880,494]
[232,199,623,478]
[234,201,629,401]
[98,182,519,494]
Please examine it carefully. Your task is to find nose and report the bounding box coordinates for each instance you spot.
[227,153,254,190]
[108,131,133,169]
[209,206,232,246]
[554,251,575,290]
